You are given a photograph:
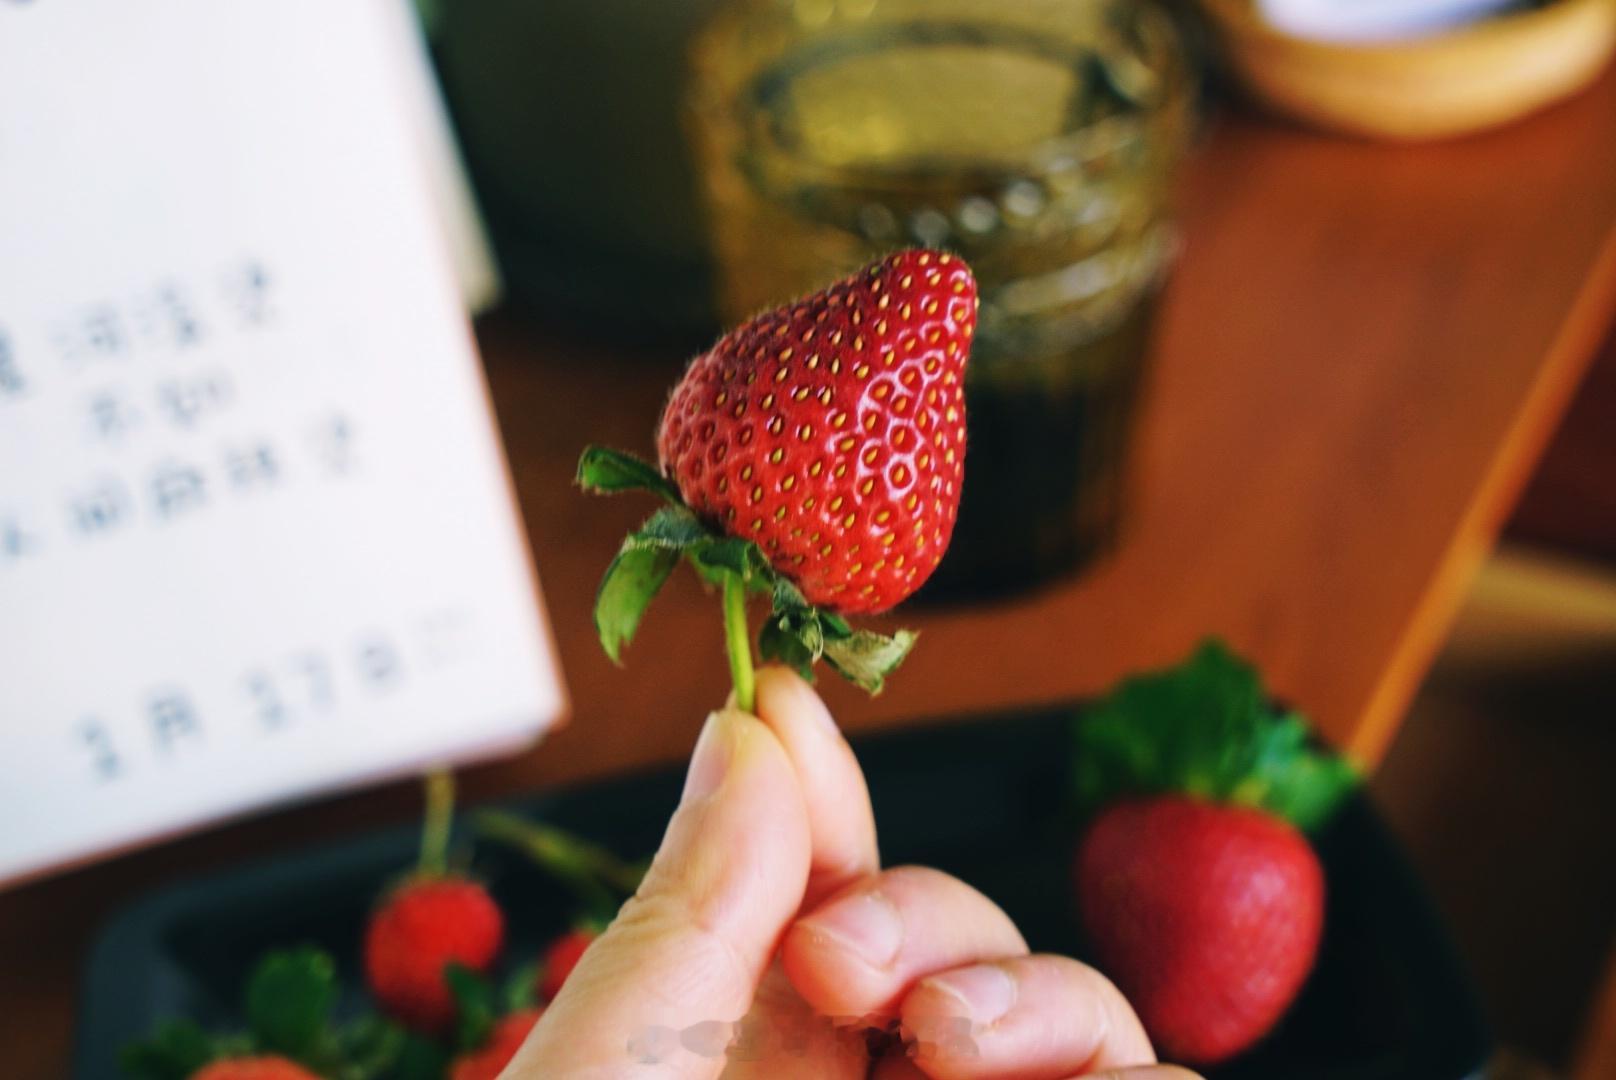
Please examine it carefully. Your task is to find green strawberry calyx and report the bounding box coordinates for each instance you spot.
[578,445,918,705]
[1074,640,1359,832]
[122,947,406,1080]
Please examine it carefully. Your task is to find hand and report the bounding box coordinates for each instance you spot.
[507,667,1199,1079]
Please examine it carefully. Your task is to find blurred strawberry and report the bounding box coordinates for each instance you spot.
[1072,641,1357,1065]
[1077,796,1325,1063]
[536,926,599,1003]
[189,1057,319,1080]
[364,876,504,1033]
[364,770,505,1033]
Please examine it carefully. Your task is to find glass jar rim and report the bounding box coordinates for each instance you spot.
[688,8,1189,196]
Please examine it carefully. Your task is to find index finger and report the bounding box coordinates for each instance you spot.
[754,665,880,907]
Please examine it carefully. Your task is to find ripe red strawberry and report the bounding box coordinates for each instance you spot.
[536,926,598,1002]
[448,1008,545,1080]
[1071,643,1356,1065]
[1076,795,1325,1065]
[657,249,976,614]
[190,1057,320,1080]
[364,876,505,1033]
[580,250,978,701]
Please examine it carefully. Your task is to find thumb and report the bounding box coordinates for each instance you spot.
[508,707,811,1078]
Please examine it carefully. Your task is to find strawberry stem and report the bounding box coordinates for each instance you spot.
[722,571,755,712]
[474,810,642,919]
[419,768,455,877]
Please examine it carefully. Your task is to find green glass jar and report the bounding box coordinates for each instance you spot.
[687,0,1191,599]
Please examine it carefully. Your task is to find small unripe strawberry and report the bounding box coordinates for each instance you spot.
[448,1008,544,1080]
[363,877,504,1033]
[190,1057,320,1080]
[657,249,976,614]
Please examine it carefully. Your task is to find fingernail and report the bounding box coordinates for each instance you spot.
[797,890,902,967]
[922,964,1017,1025]
[681,712,734,805]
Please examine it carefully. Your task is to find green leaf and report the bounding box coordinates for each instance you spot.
[446,963,497,1052]
[764,575,914,691]
[596,505,726,662]
[332,1015,406,1080]
[758,613,821,680]
[770,577,810,612]
[504,961,541,1014]
[1073,640,1358,831]
[244,946,337,1059]
[594,543,679,664]
[819,610,854,639]
[822,628,918,694]
[392,1033,450,1080]
[120,1020,215,1080]
[627,505,710,550]
[1249,712,1359,830]
[689,541,778,597]
[576,445,681,504]
[688,536,766,581]
[213,1034,256,1058]
[578,443,925,698]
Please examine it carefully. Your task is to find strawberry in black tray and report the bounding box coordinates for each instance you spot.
[1072,641,1359,1066]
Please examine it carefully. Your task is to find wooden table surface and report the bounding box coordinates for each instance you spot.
[6,69,1616,1078]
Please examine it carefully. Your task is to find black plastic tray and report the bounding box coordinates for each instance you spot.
[75,706,1490,1079]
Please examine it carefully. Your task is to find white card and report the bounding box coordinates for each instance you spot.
[0,0,567,886]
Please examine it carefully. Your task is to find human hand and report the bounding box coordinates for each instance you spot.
[506,667,1199,1079]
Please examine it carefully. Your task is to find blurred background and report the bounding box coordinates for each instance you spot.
[2,0,1615,1077]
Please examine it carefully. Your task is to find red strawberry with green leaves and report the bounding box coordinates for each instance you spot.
[536,926,599,1003]
[365,876,505,1033]
[365,772,505,1034]
[190,1059,320,1080]
[1072,641,1357,1066]
[448,1007,545,1080]
[579,249,976,709]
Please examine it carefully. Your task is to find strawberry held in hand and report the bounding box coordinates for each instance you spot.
[579,250,977,708]
[1072,642,1357,1066]
[658,249,973,612]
